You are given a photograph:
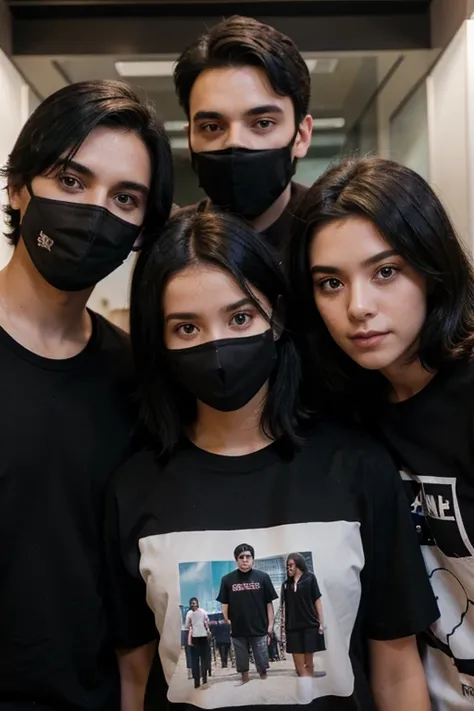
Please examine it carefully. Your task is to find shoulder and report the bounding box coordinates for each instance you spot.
[300,420,395,463]
[91,311,130,352]
[109,447,159,504]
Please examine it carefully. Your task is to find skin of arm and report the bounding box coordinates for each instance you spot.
[369,636,430,711]
[222,603,230,625]
[186,611,193,646]
[267,602,275,634]
[117,641,156,711]
[315,598,324,630]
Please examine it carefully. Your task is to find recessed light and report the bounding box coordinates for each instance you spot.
[115,60,176,77]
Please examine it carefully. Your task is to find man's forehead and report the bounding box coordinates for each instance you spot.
[190,66,291,117]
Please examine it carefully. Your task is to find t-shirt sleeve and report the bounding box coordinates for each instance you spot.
[216,577,229,604]
[264,574,278,602]
[311,574,321,601]
[104,476,158,650]
[359,443,439,641]
[185,611,192,630]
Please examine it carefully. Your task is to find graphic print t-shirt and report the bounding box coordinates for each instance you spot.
[379,360,474,710]
[283,572,321,632]
[217,568,278,637]
[106,425,439,711]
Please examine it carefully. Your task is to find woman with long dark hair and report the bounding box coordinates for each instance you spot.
[105,209,437,710]
[281,553,325,678]
[290,156,474,711]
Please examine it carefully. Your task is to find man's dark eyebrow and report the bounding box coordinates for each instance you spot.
[193,105,283,123]
[193,110,223,123]
[54,159,94,178]
[53,159,148,195]
[114,180,149,196]
[245,105,284,117]
[311,250,399,276]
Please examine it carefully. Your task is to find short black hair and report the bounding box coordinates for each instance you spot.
[174,15,310,124]
[130,209,302,456]
[234,544,255,560]
[286,552,307,573]
[1,79,173,248]
[189,597,199,606]
[289,156,474,415]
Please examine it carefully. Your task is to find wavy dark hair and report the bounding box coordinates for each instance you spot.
[174,15,310,124]
[130,209,302,456]
[289,156,474,417]
[1,79,173,249]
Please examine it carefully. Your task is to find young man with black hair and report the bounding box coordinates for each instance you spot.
[0,79,173,710]
[173,15,313,261]
[217,544,278,685]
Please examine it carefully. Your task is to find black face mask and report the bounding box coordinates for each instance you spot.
[167,329,277,412]
[191,143,296,219]
[21,192,142,291]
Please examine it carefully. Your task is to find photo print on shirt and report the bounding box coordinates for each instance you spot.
[138,522,362,708]
[401,470,474,706]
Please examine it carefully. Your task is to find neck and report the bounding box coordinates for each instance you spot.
[0,242,93,358]
[189,384,272,456]
[293,570,303,582]
[250,183,292,233]
[381,356,436,403]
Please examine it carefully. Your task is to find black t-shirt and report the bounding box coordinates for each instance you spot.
[105,424,438,711]
[282,572,321,632]
[379,359,474,710]
[216,568,278,637]
[174,182,307,264]
[0,312,136,711]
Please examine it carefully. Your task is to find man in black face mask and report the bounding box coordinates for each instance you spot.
[0,80,172,710]
[173,15,313,262]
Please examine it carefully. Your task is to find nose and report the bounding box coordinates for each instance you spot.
[86,186,109,209]
[223,123,246,149]
[347,281,377,321]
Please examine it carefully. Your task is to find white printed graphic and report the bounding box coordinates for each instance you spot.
[401,471,474,709]
[138,521,364,708]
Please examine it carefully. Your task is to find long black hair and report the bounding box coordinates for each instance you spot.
[289,156,474,417]
[131,209,302,456]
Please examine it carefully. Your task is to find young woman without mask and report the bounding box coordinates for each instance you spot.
[290,156,474,711]
[105,210,437,711]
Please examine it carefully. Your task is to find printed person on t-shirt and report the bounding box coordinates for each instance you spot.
[281,553,326,678]
[185,597,210,690]
[216,544,278,685]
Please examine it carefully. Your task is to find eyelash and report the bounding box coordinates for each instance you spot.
[316,265,401,293]
[173,311,253,336]
[57,173,139,208]
[200,118,276,133]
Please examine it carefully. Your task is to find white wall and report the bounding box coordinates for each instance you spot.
[427,22,472,247]
[389,82,430,181]
[0,48,39,268]
[294,157,333,186]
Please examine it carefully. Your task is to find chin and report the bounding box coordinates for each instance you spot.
[350,351,397,372]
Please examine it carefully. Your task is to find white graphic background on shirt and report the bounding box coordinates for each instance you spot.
[139,521,363,708]
[401,471,474,708]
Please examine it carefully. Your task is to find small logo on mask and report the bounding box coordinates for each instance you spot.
[37,231,54,251]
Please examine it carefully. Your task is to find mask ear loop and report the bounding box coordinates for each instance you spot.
[270,295,285,341]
